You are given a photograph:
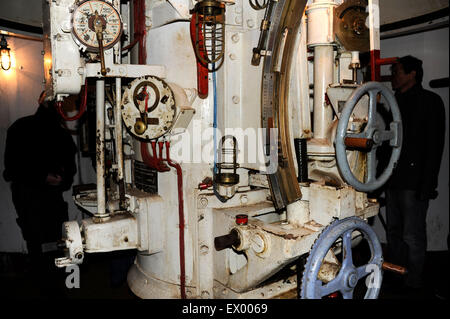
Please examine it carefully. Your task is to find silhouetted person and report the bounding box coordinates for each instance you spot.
[3,91,77,295]
[386,56,445,293]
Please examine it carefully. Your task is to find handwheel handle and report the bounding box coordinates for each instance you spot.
[335,82,403,192]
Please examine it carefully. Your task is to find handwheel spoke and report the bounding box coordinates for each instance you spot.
[318,278,342,298]
[375,129,395,143]
[366,150,377,183]
[367,90,379,129]
[357,263,382,289]
[341,230,354,269]
[345,132,370,140]
[356,264,371,280]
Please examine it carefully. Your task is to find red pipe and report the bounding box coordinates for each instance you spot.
[134,0,147,64]
[376,57,398,66]
[56,78,88,121]
[157,140,170,172]
[140,140,170,172]
[190,12,209,99]
[370,50,398,82]
[165,140,186,299]
[370,50,381,81]
[140,141,156,169]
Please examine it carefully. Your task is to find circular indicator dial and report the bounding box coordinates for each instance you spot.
[121,76,177,140]
[72,0,123,52]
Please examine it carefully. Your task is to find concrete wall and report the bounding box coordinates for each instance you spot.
[372,27,449,251]
[0,36,95,252]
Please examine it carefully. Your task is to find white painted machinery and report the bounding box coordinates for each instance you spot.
[47,0,405,299]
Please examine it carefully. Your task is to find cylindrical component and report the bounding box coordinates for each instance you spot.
[214,229,241,251]
[313,45,334,139]
[235,214,248,226]
[306,0,337,46]
[344,137,373,150]
[351,51,360,83]
[382,262,408,275]
[351,51,360,65]
[294,138,308,183]
[95,79,108,218]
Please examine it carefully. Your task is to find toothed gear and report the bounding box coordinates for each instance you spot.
[300,217,383,299]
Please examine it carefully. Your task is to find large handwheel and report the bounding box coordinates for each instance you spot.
[300,217,383,299]
[335,82,402,192]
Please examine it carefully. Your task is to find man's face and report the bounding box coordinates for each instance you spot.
[391,63,416,91]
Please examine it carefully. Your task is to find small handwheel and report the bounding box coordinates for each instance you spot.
[300,217,383,299]
[335,82,402,192]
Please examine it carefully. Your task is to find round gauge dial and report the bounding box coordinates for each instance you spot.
[71,0,123,52]
[121,76,177,140]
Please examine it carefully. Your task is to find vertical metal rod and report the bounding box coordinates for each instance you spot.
[115,77,125,207]
[297,15,312,138]
[96,79,108,218]
[313,45,334,139]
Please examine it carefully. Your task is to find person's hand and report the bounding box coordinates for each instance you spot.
[46,173,62,186]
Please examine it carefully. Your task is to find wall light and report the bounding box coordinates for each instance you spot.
[1,35,11,71]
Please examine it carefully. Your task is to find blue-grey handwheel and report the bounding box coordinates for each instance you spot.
[335,82,402,192]
[300,217,383,299]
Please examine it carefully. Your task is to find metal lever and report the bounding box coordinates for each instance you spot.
[94,11,107,76]
[214,229,240,251]
[382,262,408,275]
[251,0,278,66]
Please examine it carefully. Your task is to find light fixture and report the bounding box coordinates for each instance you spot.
[1,35,11,71]
[190,0,226,72]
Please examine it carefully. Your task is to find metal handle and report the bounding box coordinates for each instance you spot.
[94,12,107,76]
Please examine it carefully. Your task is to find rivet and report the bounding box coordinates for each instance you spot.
[199,197,208,208]
[200,245,209,255]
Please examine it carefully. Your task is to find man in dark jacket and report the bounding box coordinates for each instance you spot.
[386,56,445,292]
[3,91,77,282]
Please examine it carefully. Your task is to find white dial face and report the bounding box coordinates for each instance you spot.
[72,0,122,51]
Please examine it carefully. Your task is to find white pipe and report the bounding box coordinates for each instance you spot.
[368,0,380,51]
[313,45,334,139]
[96,79,108,218]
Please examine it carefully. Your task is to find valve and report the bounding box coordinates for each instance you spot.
[335,82,403,192]
[300,217,384,299]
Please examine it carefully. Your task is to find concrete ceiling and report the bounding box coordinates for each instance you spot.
[0,0,42,28]
[0,0,448,32]
[379,0,448,25]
